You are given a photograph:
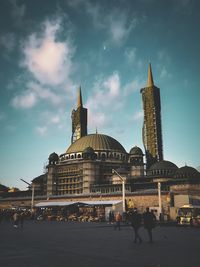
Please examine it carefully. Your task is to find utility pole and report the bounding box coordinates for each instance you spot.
[20,179,35,213]
[158,182,162,219]
[112,169,126,213]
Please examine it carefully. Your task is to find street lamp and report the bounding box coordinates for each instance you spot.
[20,179,35,213]
[112,169,126,212]
[158,182,162,219]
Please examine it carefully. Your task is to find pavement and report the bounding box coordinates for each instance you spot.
[0,221,200,267]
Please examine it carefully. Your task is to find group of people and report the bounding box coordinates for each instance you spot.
[130,207,156,243]
[113,207,157,243]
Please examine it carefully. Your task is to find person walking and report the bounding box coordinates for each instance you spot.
[19,212,25,228]
[13,212,19,228]
[143,207,156,243]
[129,208,142,243]
[114,212,122,230]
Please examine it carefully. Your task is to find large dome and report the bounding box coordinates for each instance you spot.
[66,134,126,153]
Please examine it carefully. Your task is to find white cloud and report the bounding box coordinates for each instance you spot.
[12,18,75,110]
[160,67,167,78]
[85,72,121,129]
[30,82,62,105]
[133,111,143,121]
[159,66,171,79]
[11,82,63,109]
[35,110,67,136]
[125,47,137,63]
[124,78,145,96]
[157,50,172,80]
[85,72,145,130]
[108,13,138,45]
[88,112,108,131]
[11,91,37,109]
[50,115,61,124]
[103,72,120,97]
[22,19,73,85]
[36,126,48,136]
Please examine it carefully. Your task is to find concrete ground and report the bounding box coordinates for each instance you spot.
[0,221,199,267]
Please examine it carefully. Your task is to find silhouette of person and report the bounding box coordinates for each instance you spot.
[130,208,142,243]
[143,207,156,243]
[114,212,122,230]
[13,212,19,228]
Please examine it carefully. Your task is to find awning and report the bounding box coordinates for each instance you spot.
[82,200,122,206]
[35,200,122,208]
[35,201,77,207]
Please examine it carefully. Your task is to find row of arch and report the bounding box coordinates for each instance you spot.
[60,151,129,162]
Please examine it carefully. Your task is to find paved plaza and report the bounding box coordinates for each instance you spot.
[0,221,199,267]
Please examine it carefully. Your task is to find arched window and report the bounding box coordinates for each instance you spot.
[101,153,106,161]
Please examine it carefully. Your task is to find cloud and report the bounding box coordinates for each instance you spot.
[36,126,48,136]
[86,72,121,129]
[11,82,63,109]
[68,1,140,45]
[124,78,145,96]
[160,66,168,79]
[157,50,172,80]
[50,115,61,124]
[0,33,16,53]
[108,12,138,45]
[22,19,74,85]
[11,17,76,110]
[9,0,26,26]
[11,90,37,109]
[133,111,143,121]
[30,82,62,105]
[85,72,145,130]
[35,110,67,136]
[125,47,137,63]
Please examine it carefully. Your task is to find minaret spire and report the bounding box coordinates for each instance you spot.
[77,86,83,108]
[147,63,154,87]
[71,87,87,143]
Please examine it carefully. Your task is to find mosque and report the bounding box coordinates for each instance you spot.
[31,64,200,209]
[1,64,200,218]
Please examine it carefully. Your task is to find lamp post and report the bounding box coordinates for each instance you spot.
[20,179,35,213]
[112,169,126,213]
[158,182,162,219]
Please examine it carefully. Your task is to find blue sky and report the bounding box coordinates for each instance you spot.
[0,0,200,190]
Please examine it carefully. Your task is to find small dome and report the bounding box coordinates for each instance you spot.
[175,166,200,179]
[83,146,95,154]
[149,160,178,171]
[48,152,59,162]
[148,160,178,178]
[82,146,96,160]
[129,146,143,155]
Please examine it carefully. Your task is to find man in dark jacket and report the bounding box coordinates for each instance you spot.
[130,208,142,243]
[143,207,157,243]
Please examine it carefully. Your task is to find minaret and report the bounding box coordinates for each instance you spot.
[140,63,163,169]
[77,87,83,108]
[71,87,87,143]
